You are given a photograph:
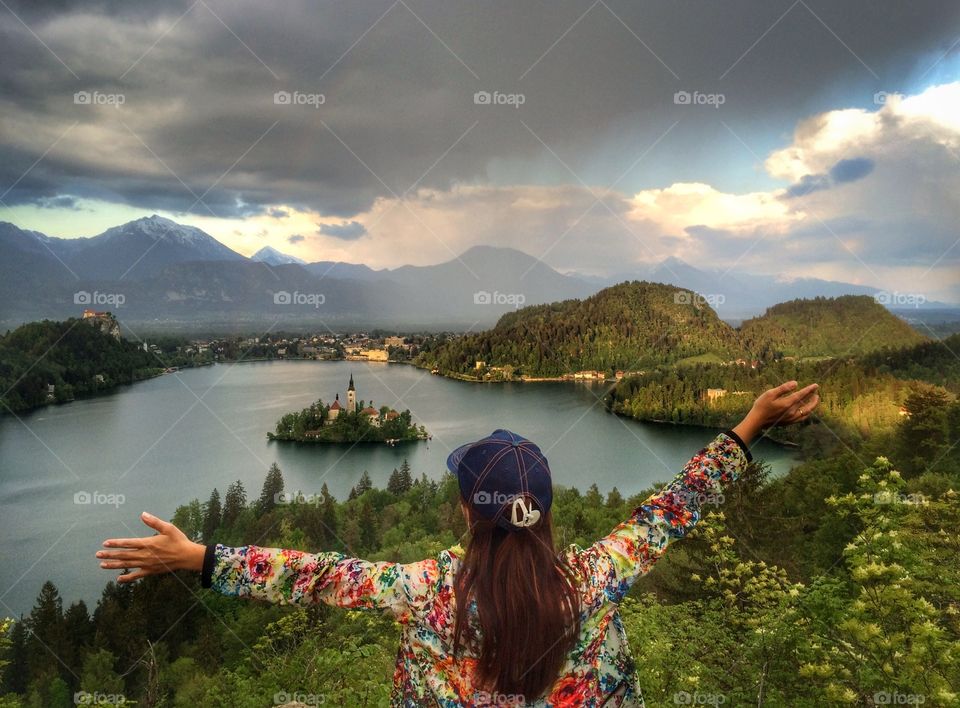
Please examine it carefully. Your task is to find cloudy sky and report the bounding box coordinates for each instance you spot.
[1,0,959,301]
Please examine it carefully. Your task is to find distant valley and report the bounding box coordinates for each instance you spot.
[1,215,955,332]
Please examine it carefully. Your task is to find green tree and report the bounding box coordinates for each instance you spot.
[897,385,951,476]
[257,464,285,516]
[348,471,372,500]
[79,648,124,699]
[202,488,221,543]
[801,457,960,705]
[1,617,27,695]
[387,465,413,496]
[222,480,247,527]
[25,582,67,685]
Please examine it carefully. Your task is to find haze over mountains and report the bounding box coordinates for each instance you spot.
[0,215,953,330]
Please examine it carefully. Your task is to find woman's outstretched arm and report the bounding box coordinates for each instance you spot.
[98,517,440,622]
[570,380,820,608]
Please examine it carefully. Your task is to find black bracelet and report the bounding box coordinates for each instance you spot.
[723,429,753,463]
[200,544,216,588]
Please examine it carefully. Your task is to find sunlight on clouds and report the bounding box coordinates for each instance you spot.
[626,182,803,236]
[897,81,960,133]
[765,109,882,181]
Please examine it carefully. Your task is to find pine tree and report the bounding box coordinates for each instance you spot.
[387,460,413,495]
[606,486,624,508]
[63,600,92,679]
[222,480,247,527]
[387,468,403,496]
[1,616,27,694]
[320,483,339,547]
[399,458,413,491]
[898,385,950,475]
[26,581,67,683]
[202,488,222,543]
[358,501,378,552]
[257,463,285,516]
[349,470,372,500]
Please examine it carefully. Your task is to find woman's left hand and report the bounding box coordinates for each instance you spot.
[98,512,205,583]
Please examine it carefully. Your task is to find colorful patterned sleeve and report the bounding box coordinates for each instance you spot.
[201,545,440,623]
[568,431,751,610]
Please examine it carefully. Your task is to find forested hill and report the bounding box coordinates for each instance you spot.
[739,295,927,358]
[417,281,749,377]
[0,317,161,412]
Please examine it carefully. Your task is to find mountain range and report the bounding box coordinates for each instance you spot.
[0,215,954,331]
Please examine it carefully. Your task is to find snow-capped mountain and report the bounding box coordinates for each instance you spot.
[1,215,246,280]
[68,215,246,278]
[251,245,306,266]
[0,215,955,328]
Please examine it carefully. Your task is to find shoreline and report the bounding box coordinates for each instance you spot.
[0,361,214,416]
[617,412,801,449]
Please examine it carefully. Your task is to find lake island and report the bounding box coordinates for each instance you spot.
[268,372,429,444]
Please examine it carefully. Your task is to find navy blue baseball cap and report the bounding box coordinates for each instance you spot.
[446,429,553,530]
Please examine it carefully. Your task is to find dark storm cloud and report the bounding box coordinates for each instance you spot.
[784,157,875,198]
[830,158,875,184]
[318,220,367,240]
[0,0,957,217]
[36,195,83,210]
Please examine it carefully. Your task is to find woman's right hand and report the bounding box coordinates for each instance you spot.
[97,511,206,583]
[732,380,820,445]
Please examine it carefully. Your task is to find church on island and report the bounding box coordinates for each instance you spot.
[324,373,400,428]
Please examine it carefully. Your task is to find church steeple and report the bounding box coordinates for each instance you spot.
[346,373,356,413]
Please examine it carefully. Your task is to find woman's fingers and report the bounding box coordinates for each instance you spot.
[771,380,798,397]
[102,537,146,548]
[140,511,171,534]
[98,513,184,583]
[117,569,152,583]
[788,383,819,403]
[97,549,144,561]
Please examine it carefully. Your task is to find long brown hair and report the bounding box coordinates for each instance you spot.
[453,495,581,701]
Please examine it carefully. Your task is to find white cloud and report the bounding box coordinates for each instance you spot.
[207,83,960,300]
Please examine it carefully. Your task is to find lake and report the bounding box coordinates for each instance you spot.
[0,360,797,615]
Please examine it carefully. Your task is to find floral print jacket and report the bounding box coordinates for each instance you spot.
[202,431,751,707]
